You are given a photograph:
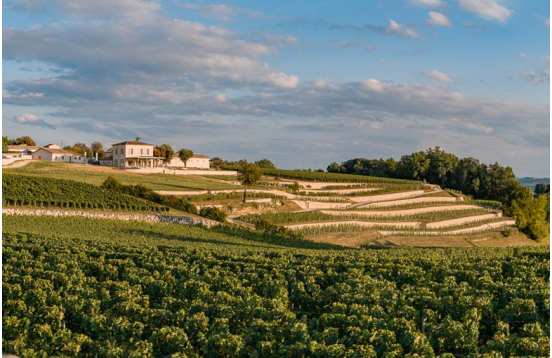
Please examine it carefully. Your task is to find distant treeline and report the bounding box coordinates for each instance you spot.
[328,147,549,240]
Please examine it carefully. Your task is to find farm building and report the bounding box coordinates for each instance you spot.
[111,141,164,168]
[166,154,210,169]
[32,147,87,163]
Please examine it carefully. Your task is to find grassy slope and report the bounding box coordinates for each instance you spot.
[5,161,239,191]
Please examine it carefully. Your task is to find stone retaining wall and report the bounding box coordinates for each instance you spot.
[3,208,218,228]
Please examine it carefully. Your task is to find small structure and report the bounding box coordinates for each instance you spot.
[32,147,87,163]
[167,154,210,169]
[111,140,163,168]
[6,144,40,156]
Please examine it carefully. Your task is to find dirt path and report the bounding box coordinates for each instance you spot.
[357,196,459,208]
[379,219,515,236]
[425,213,501,229]
[286,220,422,230]
[2,159,32,168]
[321,205,482,217]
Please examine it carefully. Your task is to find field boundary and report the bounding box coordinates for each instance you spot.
[3,207,219,227]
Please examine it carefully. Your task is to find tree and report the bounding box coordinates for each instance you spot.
[396,151,430,180]
[65,143,92,157]
[210,157,224,169]
[2,136,8,152]
[178,149,194,167]
[534,184,550,196]
[327,162,343,173]
[154,144,174,162]
[512,192,550,241]
[237,163,261,203]
[9,136,36,146]
[254,159,276,169]
[91,142,105,160]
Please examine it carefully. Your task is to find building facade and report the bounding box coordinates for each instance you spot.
[32,147,87,163]
[166,154,210,169]
[112,141,164,168]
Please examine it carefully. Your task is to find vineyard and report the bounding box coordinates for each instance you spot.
[259,168,421,184]
[2,215,549,357]
[3,174,168,212]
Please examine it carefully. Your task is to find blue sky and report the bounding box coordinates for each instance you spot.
[3,0,550,176]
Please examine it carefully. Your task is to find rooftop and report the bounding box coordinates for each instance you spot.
[112,140,153,146]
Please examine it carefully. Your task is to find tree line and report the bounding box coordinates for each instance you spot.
[328,147,549,240]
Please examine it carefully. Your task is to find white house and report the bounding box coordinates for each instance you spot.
[112,140,164,168]
[167,154,210,169]
[32,147,87,163]
[6,144,40,156]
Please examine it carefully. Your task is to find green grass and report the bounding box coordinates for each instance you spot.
[5,161,239,191]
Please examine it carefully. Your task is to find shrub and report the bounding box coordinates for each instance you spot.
[199,207,227,222]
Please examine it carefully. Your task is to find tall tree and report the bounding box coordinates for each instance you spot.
[237,163,261,203]
[65,143,92,157]
[178,148,194,167]
[254,159,276,169]
[210,157,224,169]
[154,144,174,162]
[2,136,8,152]
[91,142,105,160]
[9,136,36,146]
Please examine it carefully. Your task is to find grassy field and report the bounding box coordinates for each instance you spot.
[5,161,239,191]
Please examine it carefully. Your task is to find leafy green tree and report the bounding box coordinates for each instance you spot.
[238,163,261,203]
[534,184,550,196]
[511,192,550,241]
[64,143,92,157]
[9,136,36,146]
[210,157,224,169]
[396,151,430,180]
[254,159,276,169]
[154,144,174,162]
[178,148,194,167]
[2,136,8,152]
[90,142,104,160]
[199,207,226,222]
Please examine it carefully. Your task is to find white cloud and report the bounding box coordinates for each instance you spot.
[13,113,55,129]
[361,79,385,92]
[178,2,265,22]
[410,0,445,8]
[458,0,512,23]
[386,20,419,38]
[426,69,452,82]
[4,9,299,90]
[427,11,451,27]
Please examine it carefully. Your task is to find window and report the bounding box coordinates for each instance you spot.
[130,148,133,155]
[147,149,150,155]
[141,148,143,156]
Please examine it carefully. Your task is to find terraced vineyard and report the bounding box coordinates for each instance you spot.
[3,161,528,247]
[226,175,519,247]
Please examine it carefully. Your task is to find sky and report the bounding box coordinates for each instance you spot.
[2,0,550,176]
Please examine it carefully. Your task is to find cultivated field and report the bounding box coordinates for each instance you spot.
[4,161,530,248]
[3,162,548,357]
